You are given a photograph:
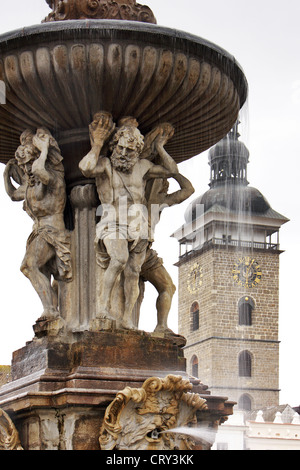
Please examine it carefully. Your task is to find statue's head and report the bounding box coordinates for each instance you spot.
[15,130,38,170]
[110,125,144,173]
[34,128,63,168]
[15,127,63,172]
[20,129,35,147]
[33,127,55,151]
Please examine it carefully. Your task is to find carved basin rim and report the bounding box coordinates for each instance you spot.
[0,19,247,103]
[0,20,248,168]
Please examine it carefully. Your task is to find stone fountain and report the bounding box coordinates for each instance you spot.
[0,0,247,450]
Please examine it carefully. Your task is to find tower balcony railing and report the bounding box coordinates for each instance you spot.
[179,237,280,259]
[213,238,279,250]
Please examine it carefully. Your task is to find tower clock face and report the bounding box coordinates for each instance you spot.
[187,262,203,293]
[232,256,262,288]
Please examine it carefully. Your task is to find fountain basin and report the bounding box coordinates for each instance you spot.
[0,19,247,173]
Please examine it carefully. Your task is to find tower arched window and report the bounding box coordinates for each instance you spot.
[238,394,252,411]
[239,350,252,377]
[191,355,199,378]
[238,297,255,326]
[190,302,199,331]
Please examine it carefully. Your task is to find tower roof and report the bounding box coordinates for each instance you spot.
[184,124,289,225]
[184,185,281,222]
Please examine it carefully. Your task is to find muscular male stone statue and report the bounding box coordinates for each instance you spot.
[137,172,194,335]
[79,112,179,329]
[4,128,72,323]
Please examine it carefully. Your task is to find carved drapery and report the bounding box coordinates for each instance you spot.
[99,375,208,450]
[44,0,157,24]
[0,409,23,451]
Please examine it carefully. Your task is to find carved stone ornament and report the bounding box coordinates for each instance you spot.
[0,409,23,450]
[44,0,157,24]
[99,375,208,450]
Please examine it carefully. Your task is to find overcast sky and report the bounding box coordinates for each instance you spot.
[0,0,299,407]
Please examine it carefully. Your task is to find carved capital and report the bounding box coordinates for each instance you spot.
[44,0,157,24]
[70,184,99,210]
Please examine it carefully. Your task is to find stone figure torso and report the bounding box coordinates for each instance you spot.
[25,168,66,222]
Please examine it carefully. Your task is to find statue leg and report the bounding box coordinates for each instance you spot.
[98,237,129,319]
[20,236,58,320]
[145,265,176,334]
[121,249,147,330]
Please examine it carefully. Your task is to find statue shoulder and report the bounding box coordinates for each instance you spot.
[138,158,153,174]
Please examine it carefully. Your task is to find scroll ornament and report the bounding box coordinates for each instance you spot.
[99,375,208,450]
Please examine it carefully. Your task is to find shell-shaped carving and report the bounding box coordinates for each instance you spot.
[0,21,247,167]
[99,375,208,450]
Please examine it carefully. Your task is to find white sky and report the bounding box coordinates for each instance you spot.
[0,0,299,407]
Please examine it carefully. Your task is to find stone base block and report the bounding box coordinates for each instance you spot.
[33,316,66,339]
[0,329,234,450]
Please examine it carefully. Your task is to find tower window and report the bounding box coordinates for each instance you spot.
[238,394,252,411]
[238,296,254,326]
[191,355,199,378]
[190,302,199,331]
[239,350,252,377]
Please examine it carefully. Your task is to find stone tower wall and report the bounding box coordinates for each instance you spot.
[178,246,280,409]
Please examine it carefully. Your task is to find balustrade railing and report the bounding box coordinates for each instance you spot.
[180,237,279,259]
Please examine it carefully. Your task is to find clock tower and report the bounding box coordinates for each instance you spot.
[172,125,289,411]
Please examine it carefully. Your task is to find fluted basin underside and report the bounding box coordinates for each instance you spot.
[0,20,247,165]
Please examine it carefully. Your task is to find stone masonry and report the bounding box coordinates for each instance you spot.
[178,245,280,410]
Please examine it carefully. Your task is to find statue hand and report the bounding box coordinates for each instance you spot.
[4,158,16,176]
[33,133,50,152]
[4,159,24,184]
[31,158,43,174]
[154,123,174,149]
[4,159,26,200]
[89,112,115,146]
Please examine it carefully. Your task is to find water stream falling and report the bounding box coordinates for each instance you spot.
[159,426,216,446]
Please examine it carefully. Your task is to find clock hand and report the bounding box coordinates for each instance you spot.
[246,259,255,278]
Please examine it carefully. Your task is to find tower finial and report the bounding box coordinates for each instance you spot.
[229,120,241,140]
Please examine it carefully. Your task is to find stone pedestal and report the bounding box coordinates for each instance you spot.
[0,329,234,450]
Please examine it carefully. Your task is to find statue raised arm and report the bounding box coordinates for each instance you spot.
[79,111,116,178]
[3,128,72,326]
[3,158,27,202]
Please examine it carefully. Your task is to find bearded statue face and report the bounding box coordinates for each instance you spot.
[110,127,144,173]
